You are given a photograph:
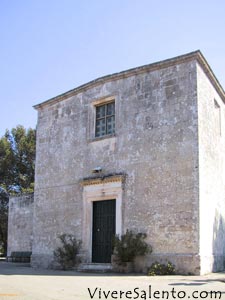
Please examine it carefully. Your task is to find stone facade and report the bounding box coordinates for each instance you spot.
[8,51,225,274]
[7,194,34,256]
[197,64,225,274]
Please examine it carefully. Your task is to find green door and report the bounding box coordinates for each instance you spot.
[92,200,116,263]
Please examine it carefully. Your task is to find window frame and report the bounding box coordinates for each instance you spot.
[95,101,115,138]
[88,96,116,142]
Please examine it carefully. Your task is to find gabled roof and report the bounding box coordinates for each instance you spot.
[34,50,225,110]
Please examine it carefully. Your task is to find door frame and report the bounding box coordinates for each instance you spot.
[82,177,123,263]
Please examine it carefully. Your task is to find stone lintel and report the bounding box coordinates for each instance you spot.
[80,174,125,186]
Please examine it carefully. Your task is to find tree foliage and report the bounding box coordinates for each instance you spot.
[0,125,36,255]
[0,125,36,194]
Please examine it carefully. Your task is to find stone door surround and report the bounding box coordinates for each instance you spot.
[81,174,124,262]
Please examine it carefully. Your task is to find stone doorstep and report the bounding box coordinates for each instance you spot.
[77,263,113,273]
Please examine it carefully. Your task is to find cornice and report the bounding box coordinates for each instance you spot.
[80,174,125,186]
[9,193,34,199]
[195,52,225,103]
[33,50,225,110]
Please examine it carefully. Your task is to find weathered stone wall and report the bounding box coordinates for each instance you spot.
[197,64,225,274]
[33,59,200,274]
[7,194,34,256]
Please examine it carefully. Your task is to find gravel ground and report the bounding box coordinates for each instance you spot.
[0,261,224,300]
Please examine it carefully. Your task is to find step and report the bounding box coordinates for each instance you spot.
[77,263,113,273]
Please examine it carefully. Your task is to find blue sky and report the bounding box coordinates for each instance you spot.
[1,0,225,136]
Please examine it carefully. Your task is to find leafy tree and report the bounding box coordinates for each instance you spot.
[0,125,36,193]
[0,125,36,255]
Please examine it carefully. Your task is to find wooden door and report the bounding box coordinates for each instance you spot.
[92,200,116,263]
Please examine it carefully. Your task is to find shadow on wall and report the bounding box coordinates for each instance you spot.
[212,209,225,272]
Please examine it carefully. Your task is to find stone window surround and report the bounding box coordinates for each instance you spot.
[81,175,123,263]
[88,95,116,142]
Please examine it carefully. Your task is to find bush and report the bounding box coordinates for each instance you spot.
[113,230,151,264]
[53,234,81,270]
[0,244,4,257]
[148,261,176,276]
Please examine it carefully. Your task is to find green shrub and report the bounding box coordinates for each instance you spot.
[148,261,176,276]
[53,234,81,270]
[0,244,4,257]
[113,230,151,264]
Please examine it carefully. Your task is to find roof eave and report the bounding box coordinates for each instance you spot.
[195,52,225,103]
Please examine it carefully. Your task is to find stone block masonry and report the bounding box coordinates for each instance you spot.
[31,51,225,274]
[7,194,34,257]
[8,51,225,274]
